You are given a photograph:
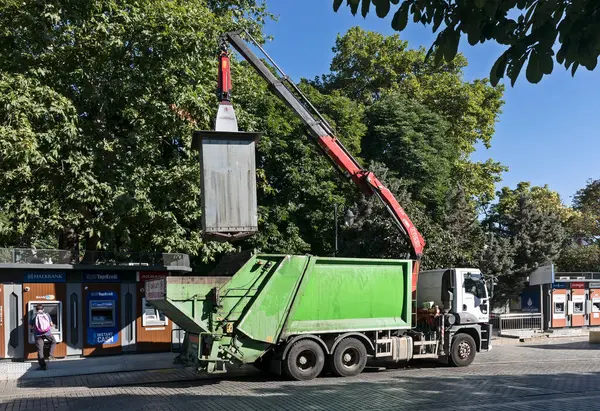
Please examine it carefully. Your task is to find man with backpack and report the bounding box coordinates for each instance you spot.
[29,304,56,370]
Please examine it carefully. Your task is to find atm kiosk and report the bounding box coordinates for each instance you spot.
[136,272,172,352]
[27,301,63,344]
[569,282,587,327]
[551,282,567,328]
[87,291,119,346]
[590,283,600,327]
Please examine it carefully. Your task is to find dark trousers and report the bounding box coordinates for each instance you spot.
[35,334,56,367]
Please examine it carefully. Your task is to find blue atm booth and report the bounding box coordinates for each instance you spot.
[86,291,119,346]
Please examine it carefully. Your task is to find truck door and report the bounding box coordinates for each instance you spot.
[460,270,489,322]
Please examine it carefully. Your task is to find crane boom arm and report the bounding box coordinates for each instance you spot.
[220,31,425,289]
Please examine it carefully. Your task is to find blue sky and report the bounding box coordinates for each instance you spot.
[260,1,599,206]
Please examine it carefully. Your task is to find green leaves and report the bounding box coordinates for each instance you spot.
[427,28,460,66]
[0,73,80,247]
[483,183,567,301]
[332,0,600,86]
[523,48,553,83]
[348,0,360,15]
[391,3,409,31]
[373,0,391,18]
[443,29,461,63]
[361,0,371,18]
[525,49,543,83]
[490,52,509,87]
[0,0,270,262]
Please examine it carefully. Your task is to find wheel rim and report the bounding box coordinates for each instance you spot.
[296,349,317,372]
[457,341,471,359]
[341,347,360,369]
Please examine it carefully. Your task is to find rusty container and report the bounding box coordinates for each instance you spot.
[192,130,262,241]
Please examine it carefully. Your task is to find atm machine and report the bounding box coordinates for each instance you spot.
[590,283,600,327]
[142,297,168,328]
[27,301,63,344]
[88,296,117,344]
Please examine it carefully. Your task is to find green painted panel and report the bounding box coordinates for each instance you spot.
[236,255,308,343]
[285,257,412,335]
[217,255,285,323]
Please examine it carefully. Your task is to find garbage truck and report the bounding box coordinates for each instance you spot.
[146,253,491,380]
[147,31,493,380]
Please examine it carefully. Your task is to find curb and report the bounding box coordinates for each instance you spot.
[492,333,588,345]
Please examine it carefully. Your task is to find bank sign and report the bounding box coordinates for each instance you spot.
[24,271,66,283]
[83,272,120,283]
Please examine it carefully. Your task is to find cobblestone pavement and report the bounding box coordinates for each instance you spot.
[1,338,600,411]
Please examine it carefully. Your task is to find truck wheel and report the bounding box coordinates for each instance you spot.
[330,338,367,377]
[449,334,476,367]
[283,339,325,381]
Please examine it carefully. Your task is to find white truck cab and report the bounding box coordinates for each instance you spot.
[418,268,490,323]
[416,268,493,363]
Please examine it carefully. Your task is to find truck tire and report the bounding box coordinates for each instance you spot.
[449,334,476,367]
[283,339,325,381]
[330,338,367,377]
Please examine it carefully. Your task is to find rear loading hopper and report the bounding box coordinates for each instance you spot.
[146,253,413,379]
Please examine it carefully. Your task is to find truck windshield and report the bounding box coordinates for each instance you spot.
[463,273,487,299]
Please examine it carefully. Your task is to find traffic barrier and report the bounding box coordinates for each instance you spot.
[491,313,542,334]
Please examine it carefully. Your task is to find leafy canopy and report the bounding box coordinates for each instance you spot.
[0,0,270,264]
[315,27,506,208]
[333,0,600,86]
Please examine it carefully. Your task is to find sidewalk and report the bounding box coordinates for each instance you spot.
[0,352,181,381]
[492,328,590,345]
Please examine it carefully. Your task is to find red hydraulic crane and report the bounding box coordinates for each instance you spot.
[217,30,425,294]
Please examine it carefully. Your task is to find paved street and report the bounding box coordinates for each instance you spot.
[1,338,599,410]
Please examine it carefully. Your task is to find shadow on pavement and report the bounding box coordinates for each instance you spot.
[5,369,600,411]
[522,341,600,350]
[15,358,456,389]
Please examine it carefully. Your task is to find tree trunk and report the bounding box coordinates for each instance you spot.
[81,232,101,264]
[58,227,79,263]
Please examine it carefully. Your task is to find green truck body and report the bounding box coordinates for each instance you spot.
[147,252,492,380]
[148,254,411,366]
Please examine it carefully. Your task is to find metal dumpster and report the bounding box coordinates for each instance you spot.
[192,130,261,241]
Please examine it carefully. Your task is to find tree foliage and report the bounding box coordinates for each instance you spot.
[333,0,600,86]
[556,244,600,272]
[572,178,600,243]
[2,0,596,296]
[0,73,79,247]
[315,28,506,208]
[485,183,566,302]
[364,92,454,214]
[0,0,272,263]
